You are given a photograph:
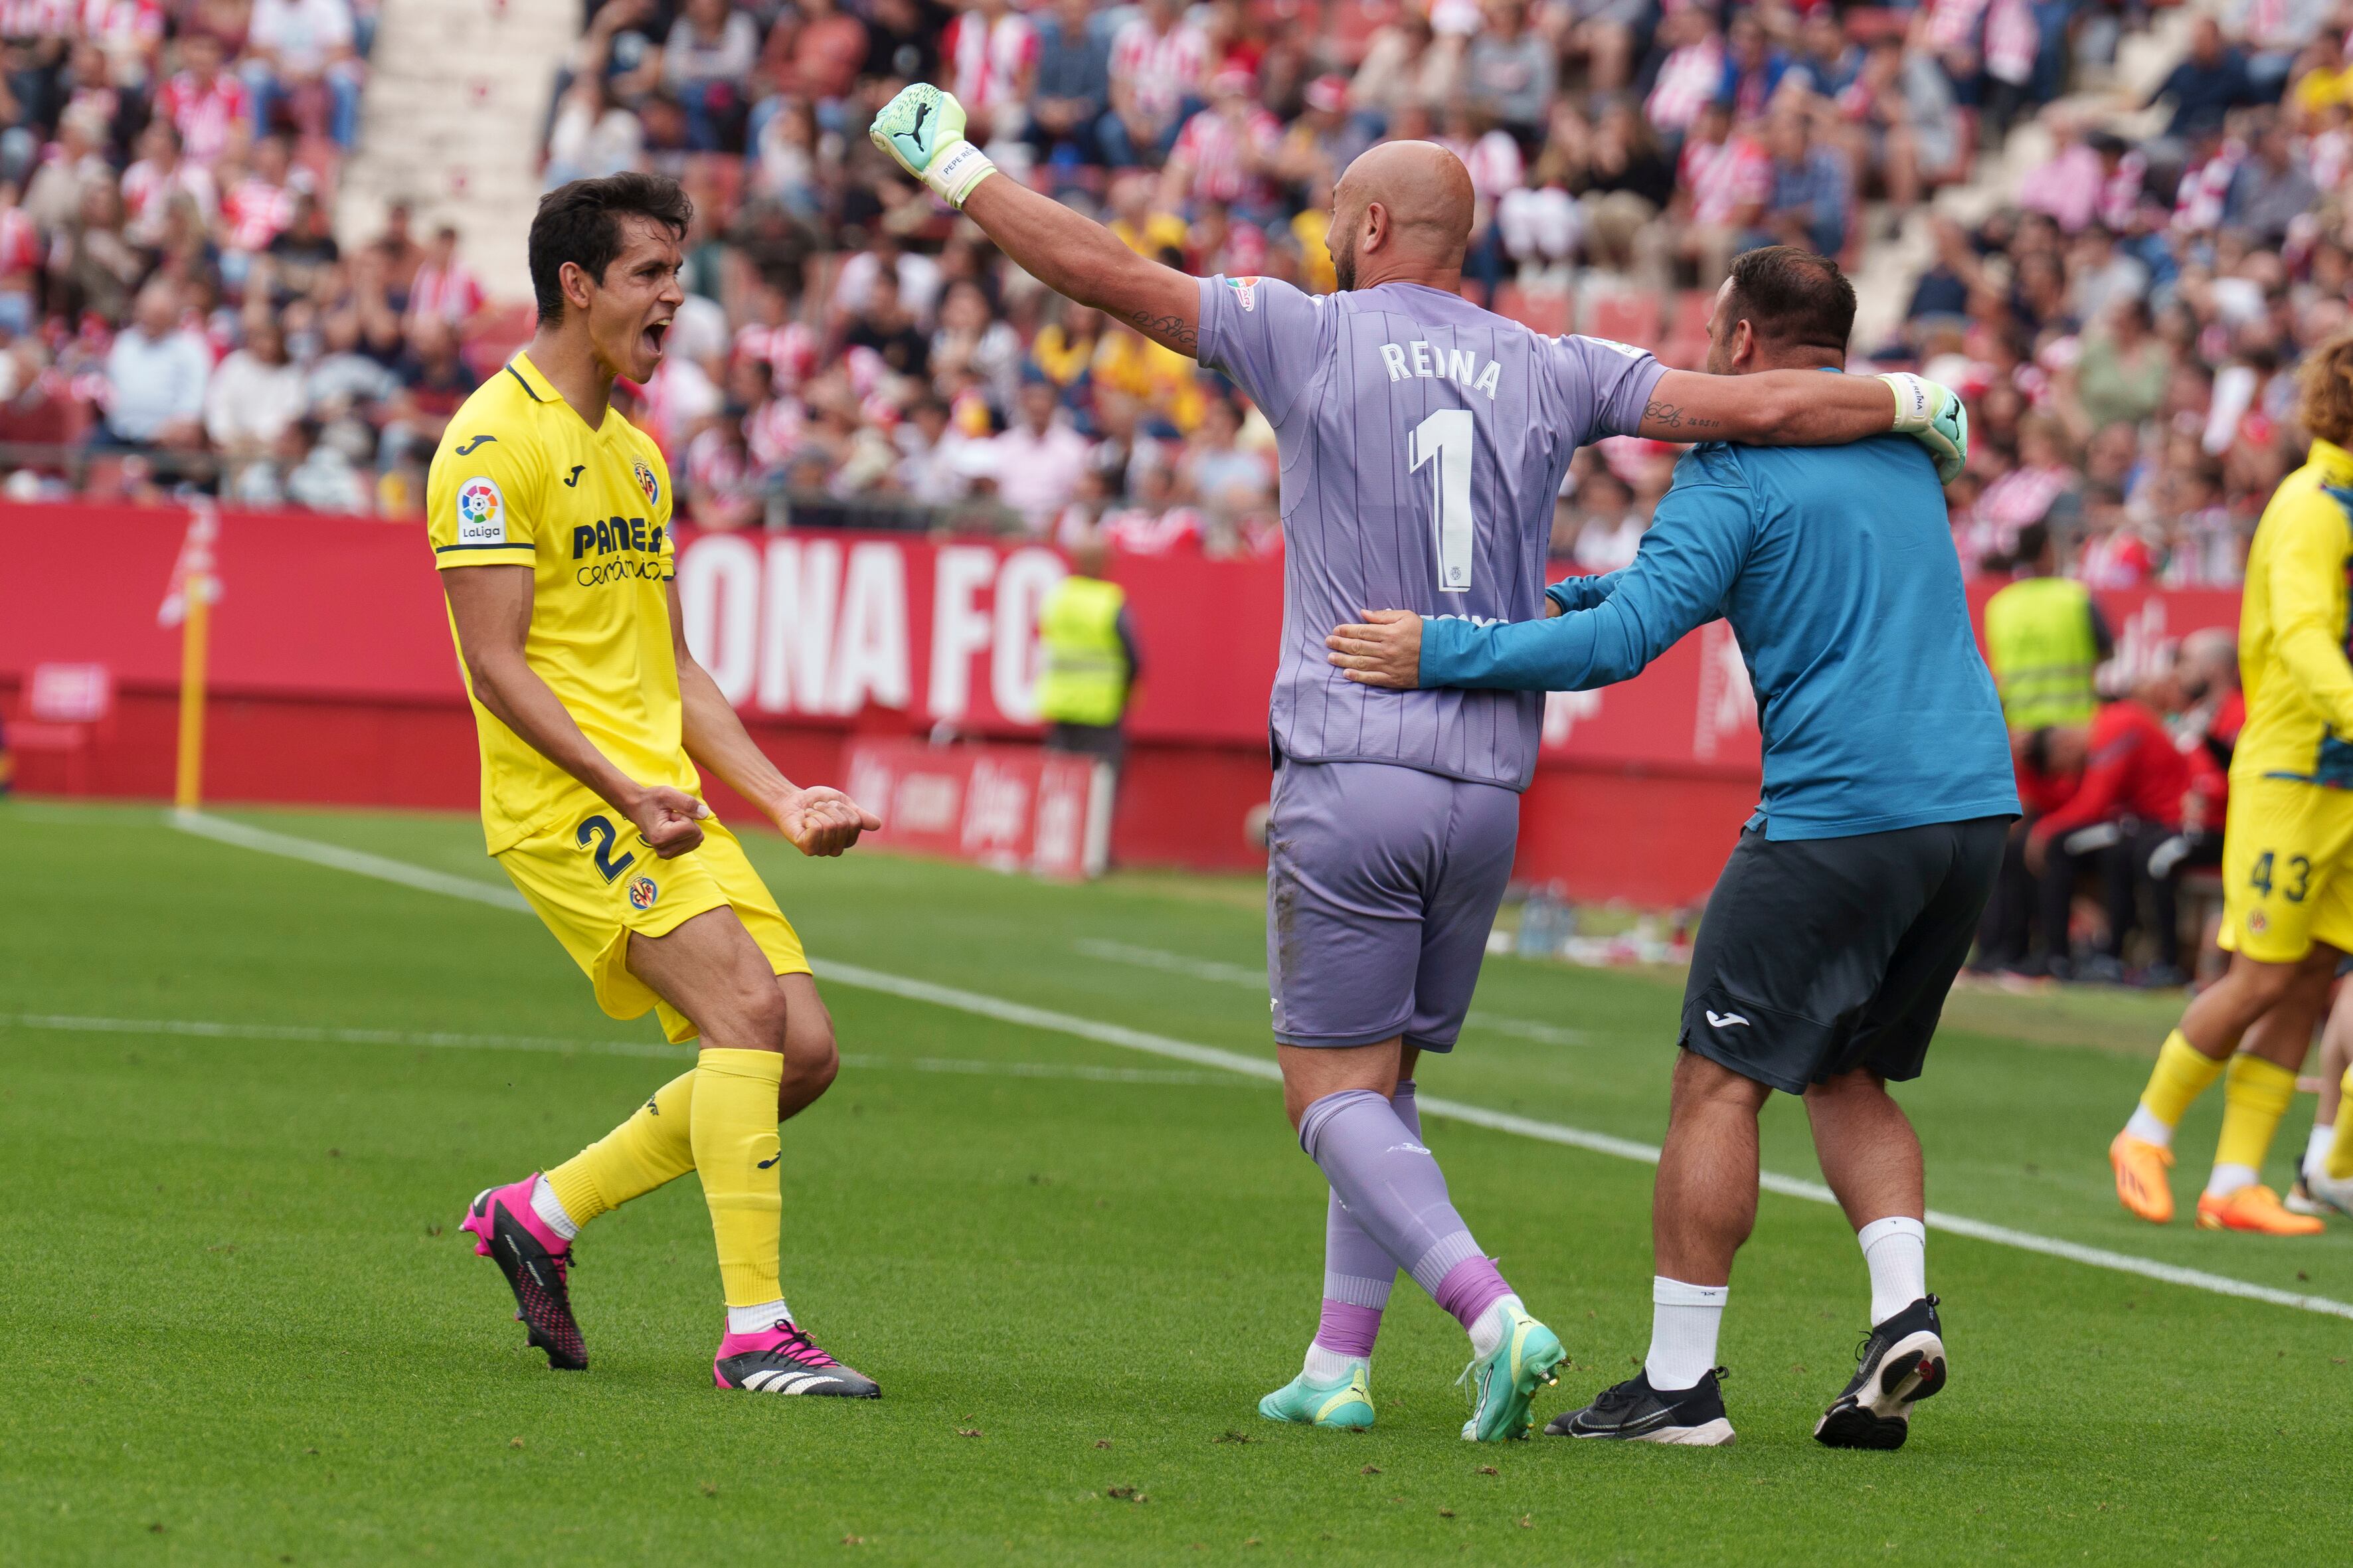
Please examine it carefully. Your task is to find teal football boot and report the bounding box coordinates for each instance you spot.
[1458,1302,1565,1441]
[1259,1362,1376,1430]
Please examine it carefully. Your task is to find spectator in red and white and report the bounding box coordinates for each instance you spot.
[735,272,819,395]
[942,0,1037,159]
[206,314,307,476]
[153,31,252,167]
[80,0,165,88]
[100,278,210,450]
[663,0,758,151]
[244,0,364,149]
[1162,68,1280,215]
[685,412,764,529]
[2075,479,2156,588]
[990,376,1092,530]
[120,119,217,248]
[1668,98,1767,289]
[404,223,486,336]
[219,133,299,263]
[1644,3,1726,145]
[1104,0,1209,168]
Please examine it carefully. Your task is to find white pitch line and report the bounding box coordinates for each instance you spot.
[0,1013,1250,1088]
[1072,937,1589,1046]
[164,810,2353,1322]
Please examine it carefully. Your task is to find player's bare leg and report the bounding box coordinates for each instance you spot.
[2297,982,2353,1213]
[1277,1040,1563,1440]
[628,907,877,1395]
[1805,1069,1944,1449]
[2112,948,2331,1225]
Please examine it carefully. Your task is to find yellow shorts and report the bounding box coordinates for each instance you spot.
[498,808,809,1044]
[2218,776,2353,963]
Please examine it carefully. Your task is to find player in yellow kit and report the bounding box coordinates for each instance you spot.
[432,173,887,1394]
[2109,332,2353,1236]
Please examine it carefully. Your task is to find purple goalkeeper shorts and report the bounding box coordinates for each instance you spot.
[1266,759,1520,1053]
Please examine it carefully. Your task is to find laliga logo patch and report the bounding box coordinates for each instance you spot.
[456,477,505,545]
[1588,337,1645,360]
[634,457,661,508]
[628,875,659,911]
[1225,276,1261,312]
[2247,908,2269,935]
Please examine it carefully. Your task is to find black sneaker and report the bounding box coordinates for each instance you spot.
[460,1178,586,1371]
[713,1320,882,1398]
[1544,1367,1734,1446]
[1815,1295,1945,1450]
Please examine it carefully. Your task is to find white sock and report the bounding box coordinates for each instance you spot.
[1468,1293,1525,1359]
[2307,1126,2335,1176]
[2123,1104,2176,1148]
[2204,1162,2259,1199]
[528,1176,579,1241]
[1856,1215,1928,1326]
[1302,1342,1366,1382]
[1644,1278,1726,1391]
[726,1300,792,1336]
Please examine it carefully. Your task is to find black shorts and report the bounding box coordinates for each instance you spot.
[1679,816,2011,1094]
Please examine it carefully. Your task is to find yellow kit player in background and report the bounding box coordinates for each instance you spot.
[431,173,887,1395]
[2109,332,2353,1237]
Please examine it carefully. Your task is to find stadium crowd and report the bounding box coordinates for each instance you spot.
[0,0,2342,572]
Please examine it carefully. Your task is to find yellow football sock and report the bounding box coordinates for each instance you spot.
[691,1048,786,1308]
[2138,1029,2228,1130]
[2214,1054,2299,1176]
[545,1069,697,1227]
[2329,1068,2353,1181]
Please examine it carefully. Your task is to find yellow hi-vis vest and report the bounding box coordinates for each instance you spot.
[1035,574,1130,726]
[1983,575,2099,729]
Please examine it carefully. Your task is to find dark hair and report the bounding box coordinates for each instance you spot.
[2012,521,2053,566]
[1723,245,1855,355]
[529,173,693,325]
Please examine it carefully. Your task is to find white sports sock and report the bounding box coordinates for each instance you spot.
[2204,1162,2259,1200]
[2123,1104,2175,1148]
[1644,1278,1726,1391]
[1302,1342,1366,1383]
[2307,1126,2335,1176]
[1856,1215,1928,1326]
[529,1176,580,1241]
[1468,1294,1524,1359]
[726,1300,793,1336]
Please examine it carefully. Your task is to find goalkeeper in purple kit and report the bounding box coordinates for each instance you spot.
[869,83,1968,1440]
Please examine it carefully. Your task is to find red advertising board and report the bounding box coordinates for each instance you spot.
[0,503,2243,903]
[840,738,1112,879]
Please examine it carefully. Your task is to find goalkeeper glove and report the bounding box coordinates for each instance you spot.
[869,83,998,209]
[1879,372,1969,485]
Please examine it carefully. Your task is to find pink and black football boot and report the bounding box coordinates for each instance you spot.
[461,1175,587,1371]
[713,1317,880,1398]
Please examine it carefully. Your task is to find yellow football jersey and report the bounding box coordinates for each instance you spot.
[426,352,695,853]
[2233,438,2353,791]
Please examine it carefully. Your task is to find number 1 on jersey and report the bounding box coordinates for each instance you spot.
[1409,408,1476,594]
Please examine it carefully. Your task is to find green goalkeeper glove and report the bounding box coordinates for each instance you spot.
[869,83,998,209]
[1878,372,1969,485]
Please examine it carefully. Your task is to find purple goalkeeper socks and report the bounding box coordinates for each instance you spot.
[1297,1086,1508,1334]
[1312,1081,1422,1357]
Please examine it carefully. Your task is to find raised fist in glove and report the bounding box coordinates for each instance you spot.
[870,83,998,209]
[1879,372,1970,485]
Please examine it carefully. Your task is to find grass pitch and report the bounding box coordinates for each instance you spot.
[3,798,2351,1565]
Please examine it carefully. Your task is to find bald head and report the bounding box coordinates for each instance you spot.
[1328,140,1475,293]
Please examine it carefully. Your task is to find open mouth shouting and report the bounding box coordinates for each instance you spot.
[640,317,671,361]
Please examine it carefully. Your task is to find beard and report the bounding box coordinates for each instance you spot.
[1329,219,1360,292]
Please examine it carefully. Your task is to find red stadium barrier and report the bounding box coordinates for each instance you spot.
[0,505,2241,905]
[841,737,1112,879]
